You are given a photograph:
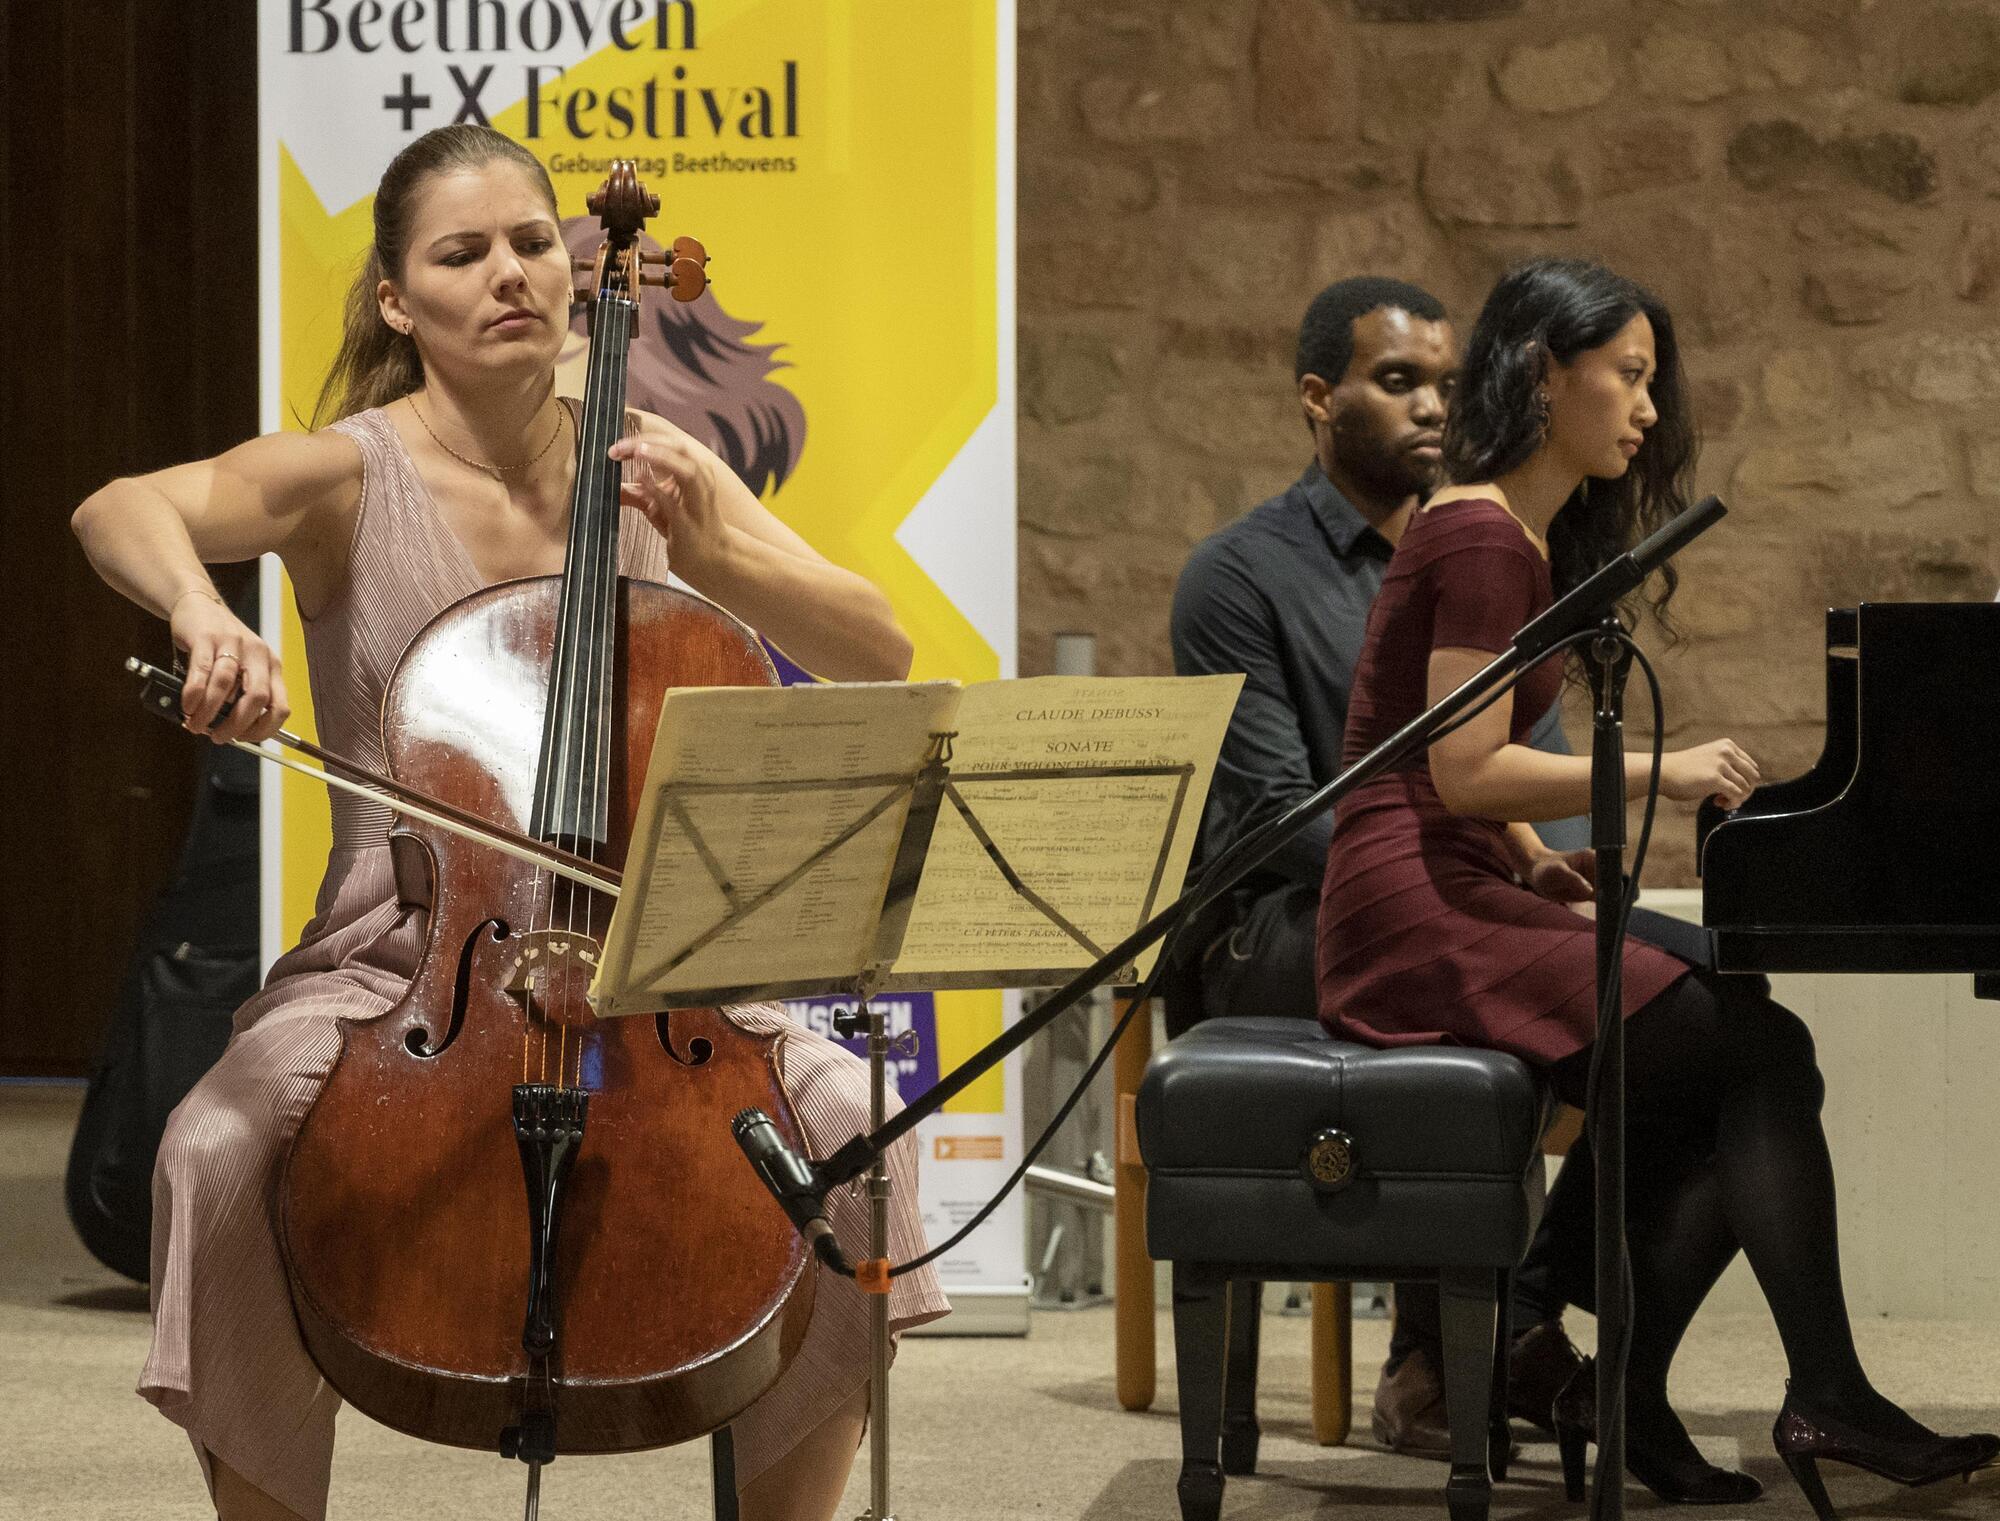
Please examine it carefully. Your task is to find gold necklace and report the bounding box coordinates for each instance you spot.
[409,395,567,480]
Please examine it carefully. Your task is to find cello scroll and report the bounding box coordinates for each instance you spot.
[570,162,710,308]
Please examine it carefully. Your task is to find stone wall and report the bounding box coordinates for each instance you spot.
[1017,0,2000,884]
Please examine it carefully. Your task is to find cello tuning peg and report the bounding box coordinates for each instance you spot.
[639,250,668,265]
[572,258,594,273]
[666,256,707,302]
[639,265,711,300]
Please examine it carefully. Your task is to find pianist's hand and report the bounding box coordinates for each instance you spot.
[1527,849,1596,904]
[1661,738,1760,809]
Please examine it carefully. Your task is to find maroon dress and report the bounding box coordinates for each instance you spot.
[1316,498,1688,1064]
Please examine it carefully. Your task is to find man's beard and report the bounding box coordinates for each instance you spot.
[1350,443,1440,502]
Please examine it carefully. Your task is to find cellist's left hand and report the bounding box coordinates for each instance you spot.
[610,420,730,578]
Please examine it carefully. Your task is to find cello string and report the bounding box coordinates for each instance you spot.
[562,284,628,1090]
[533,374,597,1090]
[590,295,635,1085]
[567,344,612,1088]
[563,300,601,1092]
[540,390,590,1087]
[551,296,621,1086]
[577,292,631,1091]
[560,274,628,1088]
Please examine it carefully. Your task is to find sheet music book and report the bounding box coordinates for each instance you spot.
[589,674,1242,1015]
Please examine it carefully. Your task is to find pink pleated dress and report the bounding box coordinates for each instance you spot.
[140,404,948,1519]
[1317,498,1688,1064]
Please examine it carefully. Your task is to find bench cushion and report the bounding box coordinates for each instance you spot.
[1138,1016,1549,1271]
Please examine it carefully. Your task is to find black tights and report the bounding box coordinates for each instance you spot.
[1543,970,1914,1440]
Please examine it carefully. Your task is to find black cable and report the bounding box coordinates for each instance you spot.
[1183,631,1597,932]
[1177,661,1543,932]
[885,935,1178,1277]
[882,627,1669,1288]
[884,677,1316,1278]
[1421,660,1542,745]
[880,619,1487,1279]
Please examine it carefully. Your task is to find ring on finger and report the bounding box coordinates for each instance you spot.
[216,650,241,664]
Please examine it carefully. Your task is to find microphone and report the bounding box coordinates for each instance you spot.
[732,1109,855,1277]
[1626,491,1726,574]
[1512,494,1726,661]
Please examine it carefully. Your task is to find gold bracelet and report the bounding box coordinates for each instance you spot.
[168,585,226,619]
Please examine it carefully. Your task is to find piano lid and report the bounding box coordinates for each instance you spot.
[1700,601,2000,975]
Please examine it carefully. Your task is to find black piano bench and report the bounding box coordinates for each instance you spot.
[1136,1016,1551,1521]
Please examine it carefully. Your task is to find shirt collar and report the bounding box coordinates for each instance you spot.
[1300,462,1394,561]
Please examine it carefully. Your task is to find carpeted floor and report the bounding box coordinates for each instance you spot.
[7,1082,1998,1521]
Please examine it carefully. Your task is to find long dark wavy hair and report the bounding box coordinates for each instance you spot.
[1442,258,1694,635]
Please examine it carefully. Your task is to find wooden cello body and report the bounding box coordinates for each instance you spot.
[275,167,816,1458]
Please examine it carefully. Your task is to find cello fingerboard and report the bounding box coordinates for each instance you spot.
[530,288,636,852]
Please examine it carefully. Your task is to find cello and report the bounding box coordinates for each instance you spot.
[226,165,816,1496]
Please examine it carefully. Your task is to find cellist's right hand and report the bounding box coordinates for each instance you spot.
[171,587,291,745]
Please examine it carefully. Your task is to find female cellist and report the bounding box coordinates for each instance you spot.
[70,123,948,1521]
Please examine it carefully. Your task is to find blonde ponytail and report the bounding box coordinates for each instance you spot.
[310,125,558,427]
[313,247,425,425]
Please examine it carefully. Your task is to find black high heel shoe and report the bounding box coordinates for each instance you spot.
[1550,1357,1763,1506]
[1773,1385,2000,1520]
[1509,1319,1586,1437]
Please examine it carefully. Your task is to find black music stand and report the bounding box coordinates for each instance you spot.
[592,677,1240,1521]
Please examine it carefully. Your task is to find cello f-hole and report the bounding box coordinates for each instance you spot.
[655,1011,713,1067]
[405,918,509,1057]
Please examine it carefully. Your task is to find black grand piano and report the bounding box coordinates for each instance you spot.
[1697,601,2000,999]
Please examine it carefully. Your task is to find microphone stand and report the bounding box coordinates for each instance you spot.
[1585,615,1634,1520]
[747,496,1726,1521]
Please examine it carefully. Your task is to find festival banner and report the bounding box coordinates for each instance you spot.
[256,0,1023,1321]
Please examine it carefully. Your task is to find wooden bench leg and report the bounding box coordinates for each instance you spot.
[1310,1281,1352,1445]
[1114,995,1155,1411]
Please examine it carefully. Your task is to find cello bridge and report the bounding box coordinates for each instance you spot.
[503,930,604,1025]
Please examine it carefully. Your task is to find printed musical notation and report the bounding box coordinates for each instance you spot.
[590,674,1240,1014]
